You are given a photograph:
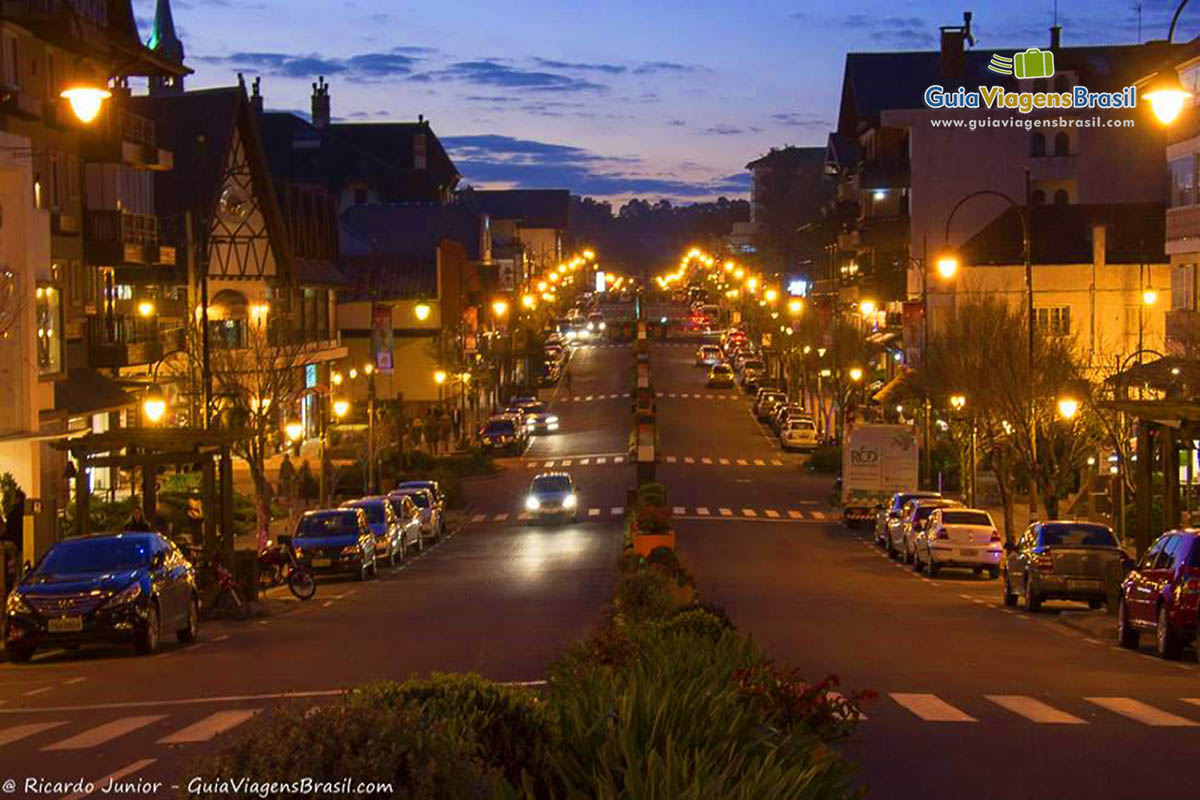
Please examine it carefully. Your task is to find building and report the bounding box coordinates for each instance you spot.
[744,147,830,279]
[463,188,571,279]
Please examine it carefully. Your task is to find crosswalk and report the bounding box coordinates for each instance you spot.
[662,455,788,467]
[524,455,626,468]
[559,393,627,402]
[466,506,834,524]
[469,507,626,524]
[0,708,264,753]
[869,693,1200,727]
[659,392,744,400]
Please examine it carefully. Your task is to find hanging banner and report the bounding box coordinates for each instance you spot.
[371,303,394,372]
[902,300,924,368]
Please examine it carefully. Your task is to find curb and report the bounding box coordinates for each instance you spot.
[1057,609,1115,639]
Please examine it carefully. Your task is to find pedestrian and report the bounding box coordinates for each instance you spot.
[452,407,463,442]
[411,416,426,452]
[439,413,453,453]
[297,460,317,507]
[277,453,295,500]
[124,504,154,532]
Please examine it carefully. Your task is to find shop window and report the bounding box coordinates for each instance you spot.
[35,285,62,374]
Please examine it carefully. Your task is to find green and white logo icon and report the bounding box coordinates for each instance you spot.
[987,48,1055,79]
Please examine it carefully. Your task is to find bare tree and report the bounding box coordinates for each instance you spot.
[0,268,24,342]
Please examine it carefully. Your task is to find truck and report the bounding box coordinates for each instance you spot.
[841,423,919,528]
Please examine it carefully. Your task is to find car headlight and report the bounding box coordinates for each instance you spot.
[546,415,559,424]
[6,592,33,615]
[587,322,595,330]
[104,581,143,608]
[526,496,541,511]
[599,322,606,330]
[563,493,577,509]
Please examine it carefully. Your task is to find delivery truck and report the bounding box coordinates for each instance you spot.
[841,423,919,528]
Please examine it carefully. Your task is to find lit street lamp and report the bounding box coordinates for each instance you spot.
[414,301,432,322]
[949,393,977,506]
[1057,396,1080,420]
[142,385,167,425]
[60,84,112,124]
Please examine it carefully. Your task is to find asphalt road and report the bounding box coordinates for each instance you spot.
[651,338,1200,800]
[0,341,632,798]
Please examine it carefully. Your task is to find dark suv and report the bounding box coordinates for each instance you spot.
[1119,529,1200,659]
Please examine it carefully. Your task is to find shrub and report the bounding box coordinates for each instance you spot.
[633,503,672,535]
[805,444,842,474]
[670,600,737,633]
[659,607,732,642]
[615,566,675,621]
[733,661,874,743]
[182,687,510,799]
[637,482,668,506]
[646,545,694,587]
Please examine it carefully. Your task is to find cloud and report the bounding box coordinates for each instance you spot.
[668,119,687,127]
[197,47,424,81]
[791,13,935,47]
[771,111,831,129]
[703,124,762,136]
[436,60,607,92]
[442,134,746,199]
[633,61,701,75]
[532,57,627,74]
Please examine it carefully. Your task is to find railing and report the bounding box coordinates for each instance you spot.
[85,315,184,368]
[85,211,163,266]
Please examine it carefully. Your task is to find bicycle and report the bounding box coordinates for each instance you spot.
[188,548,248,618]
[258,538,317,601]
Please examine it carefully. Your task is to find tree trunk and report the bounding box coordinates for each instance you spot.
[993,458,1016,543]
[248,448,271,551]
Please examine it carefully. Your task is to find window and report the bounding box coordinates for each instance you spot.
[1053,132,1069,157]
[2,34,18,89]
[1053,188,1069,206]
[1030,189,1046,206]
[1156,535,1181,570]
[35,284,62,375]
[1170,155,1194,207]
[1030,132,1046,157]
[1035,306,1071,335]
[1172,263,1196,311]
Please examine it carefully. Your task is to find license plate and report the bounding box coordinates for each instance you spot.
[959,549,979,557]
[311,558,332,568]
[1068,579,1099,591]
[48,617,83,633]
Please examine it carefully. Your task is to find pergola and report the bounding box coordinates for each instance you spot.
[55,427,244,553]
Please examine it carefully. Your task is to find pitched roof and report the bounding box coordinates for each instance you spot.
[328,121,460,192]
[340,204,483,261]
[465,189,570,229]
[340,257,438,301]
[259,112,401,196]
[838,40,1183,135]
[959,202,1166,266]
[746,146,826,171]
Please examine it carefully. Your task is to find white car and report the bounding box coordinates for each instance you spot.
[915,507,1003,578]
[893,498,962,562]
[387,487,441,544]
[780,417,818,452]
[525,472,579,523]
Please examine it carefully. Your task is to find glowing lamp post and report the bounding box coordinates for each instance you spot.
[60,85,112,124]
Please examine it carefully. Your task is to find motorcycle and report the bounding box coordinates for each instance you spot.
[257,536,317,601]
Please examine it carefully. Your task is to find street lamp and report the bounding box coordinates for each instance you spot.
[788,299,803,315]
[332,398,350,419]
[142,385,167,425]
[949,393,966,410]
[60,84,112,124]
[414,302,432,322]
[284,418,304,444]
[522,294,536,309]
[948,394,977,505]
[859,299,876,317]
[331,370,343,387]
[434,369,447,385]
[492,299,509,318]
[137,300,155,318]
[849,366,864,382]
[1057,396,1080,420]
[765,288,778,304]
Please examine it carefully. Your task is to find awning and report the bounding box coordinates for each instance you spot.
[872,368,914,404]
[54,368,134,417]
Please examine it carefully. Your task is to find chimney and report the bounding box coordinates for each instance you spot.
[250,76,263,115]
[1092,223,1107,269]
[939,11,974,79]
[312,76,331,129]
[1049,25,1062,51]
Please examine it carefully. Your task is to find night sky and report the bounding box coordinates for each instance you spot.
[138,0,1198,204]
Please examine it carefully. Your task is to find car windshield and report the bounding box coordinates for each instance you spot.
[533,475,572,493]
[914,504,955,522]
[941,511,992,526]
[483,420,515,435]
[36,537,151,575]
[713,365,731,373]
[296,512,359,537]
[743,360,765,371]
[522,402,547,414]
[399,491,430,508]
[788,420,815,430]
[1038,524,1117,548]
[345,501,384,524]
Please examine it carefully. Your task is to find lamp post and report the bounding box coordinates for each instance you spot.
[938,185,1035,516]
[950,393,977,506]
[1141,0,1195,125]
[907,244,958,491]
[364,362,377,494]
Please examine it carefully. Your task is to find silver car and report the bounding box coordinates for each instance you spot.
[388,487,441,544]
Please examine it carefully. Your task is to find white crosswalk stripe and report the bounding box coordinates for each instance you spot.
[985,696,1086,724]
[719,458,730,465]
[812,511,828,520]
[526,461,538,468]
[719,507,733,516]
[0,721,65,746]
[560,459,572,467]
[614,456,625,463]
[1086,698,1198,726]
[673,506,685,515]
[596,457,608,464]
[518,512,531,521]
[579,458,591,465]
[696,507,710,515]
[587,508,601,517]
[736,459,748,466]
[471,514,486,523]
[666,456,677,463]
[764,509,780,518]
[494,513,509,522]
[742,508,757,517]
[158,710,261,744]
[44,715,166,750]
[754,459,766,466]
[701,457,713,465]
[787,510,802,519]
[890,694,976,722]
[611,506,624,515]
[544,460,555,467]
[771,459,784,466]
[684,457,695,464]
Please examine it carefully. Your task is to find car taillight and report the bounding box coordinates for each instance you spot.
[1032,552,1054,572]
[990,531,1002,543]
[1179,566,1200,595]
[936,529,949,540]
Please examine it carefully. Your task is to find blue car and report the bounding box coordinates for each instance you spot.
[5,532,198,662]
[340,497,406,567]
[293,509,378,581]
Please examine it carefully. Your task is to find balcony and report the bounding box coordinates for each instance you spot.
[0,83,42,120]
[81,108,173,171]
[85,211,175,267]
[856,158,910,191]
[1166,207,1200,255]
[86,315,185,369]
[1166,309,1200,353]
[849,215,910,251]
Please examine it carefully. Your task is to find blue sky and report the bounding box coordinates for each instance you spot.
[139,0,1197,204]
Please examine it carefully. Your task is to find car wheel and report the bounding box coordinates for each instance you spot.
[973,566,984,578]
[927,553,940,577]
[4,644,33,663]
[1156,605,1183,660]
[388,547,397,568]
[913,551,924,573]
[1116,596,1139,648]
[887,540,897,559]
[1002,573,1018,607]
[988,566,1000,580]
[356,562,368,581]
[1024,578,1042,613]
[176,594,199,643]
[134,601,161,655]
[904,544,914,565]
[1088,598,1105,610]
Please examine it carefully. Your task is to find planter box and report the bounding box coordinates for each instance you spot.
[633,529,676,556]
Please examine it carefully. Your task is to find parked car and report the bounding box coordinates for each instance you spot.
[753,389,788,420]
[384,493,425,556]
[480,416,525,454]
[1002,521,1126,612]
[914,507,1003,578]
[395,479,447,528]
[696,344,722,366]
[738,357,766,375]
[293,508,377,581]
[525,472,579,523]
[875,491,943,547]
[388,487,442,544]
[4,532,198,662]
[771,403,808,434]
[1118,529,1200,658]
[707,363,735,388]
[893,498,963,562]
[740,368,763,393]
[780,417,819,452]
[340,497,406,567]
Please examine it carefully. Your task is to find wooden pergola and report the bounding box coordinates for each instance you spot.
[55,427,244,554]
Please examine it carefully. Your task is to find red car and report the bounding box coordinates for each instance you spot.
[1118,529,1200,659]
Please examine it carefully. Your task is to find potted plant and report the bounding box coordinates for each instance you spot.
[631,495,675,557]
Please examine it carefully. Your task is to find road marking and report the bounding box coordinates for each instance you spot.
[673,506,686,515]
[1087,698,1198,726]
[544,460,555,467]
[754,459,766,466]
[614,456,625,463]
[719,508,733,517]
[587,508,600,517]
[611,506,624,515]
[494,513,509,522]
[812,511,828,520]
[44,715,166,750]
[719,458,730,465]
[684,457,695,464]
[668,393,677,398]
[986,695,1086,724]
[158,709,261,744]
[579,458,590,465]
[597,457,608,464]
[771,459,784,466]
[665,456,677,463]
[21,686,51,697]
[471,514,486,523]
[518,512,531,521]
[702,458,713,465]
[764,509,780,518]
[62,677,86,686]
[322,601,333,608]
[696,507,710,516]
[742,508,757,517]
[63,759,157,800]
[788,510,802,519]
[736,459,748,466]
[585,395,594,401]
[0,721,65,745]
[526,461,538,468]
[889,693,977,722]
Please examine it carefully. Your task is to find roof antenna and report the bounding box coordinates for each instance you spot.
[1135,2,1143,43]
